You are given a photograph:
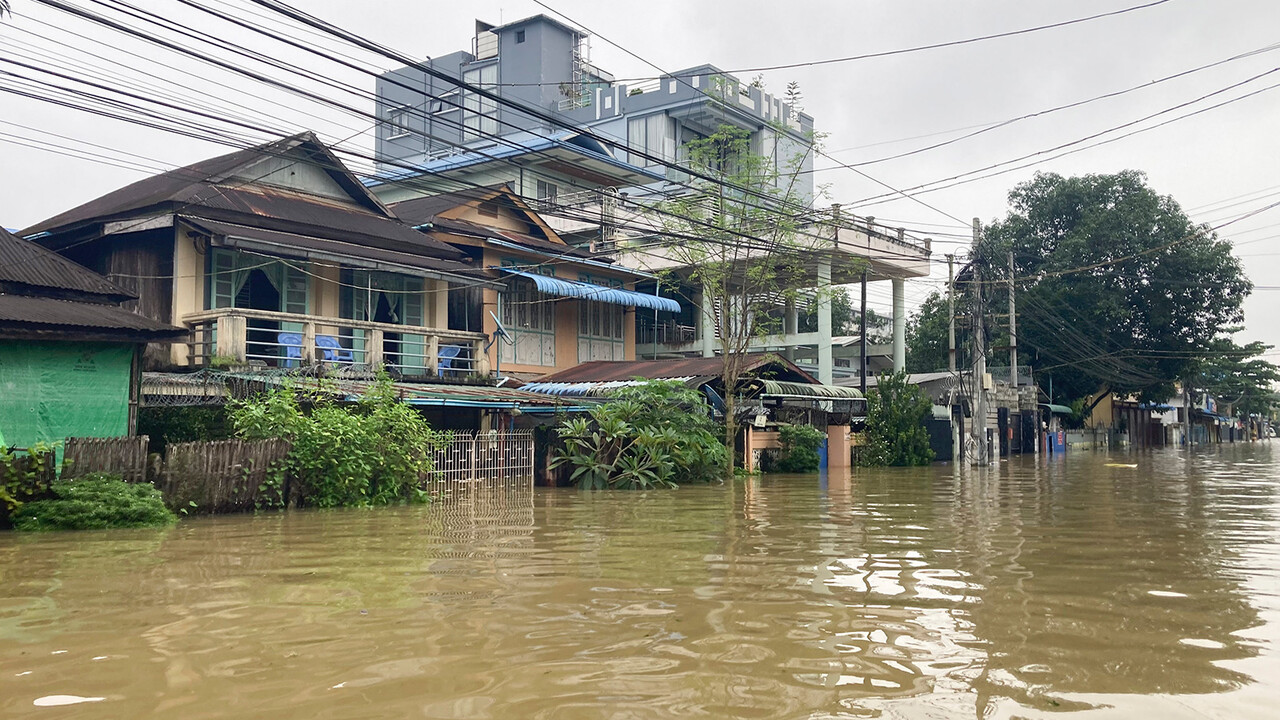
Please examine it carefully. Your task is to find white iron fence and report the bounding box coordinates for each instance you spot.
[428,430,534,498]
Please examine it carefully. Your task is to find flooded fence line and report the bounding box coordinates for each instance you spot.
[160,438,293,513]
[49,431,535,513]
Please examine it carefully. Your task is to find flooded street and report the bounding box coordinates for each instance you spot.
[2,447,1279,719]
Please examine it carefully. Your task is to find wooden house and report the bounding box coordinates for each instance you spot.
[0,225,184,448]
[390,185,679,380]
[21,132,496,379]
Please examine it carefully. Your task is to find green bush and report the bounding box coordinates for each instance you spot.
[552,380,726,489]
[229,376,445,507]
[1,442,59,527]
[859,370,935,467]
[12,473,176,531]
[775,424,825,473]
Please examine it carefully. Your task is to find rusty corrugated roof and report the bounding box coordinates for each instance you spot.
[183,217,488,281]
[23,133,467,264]
[0,226,134,302]
[0,294,187,338]
[535,355,819,384]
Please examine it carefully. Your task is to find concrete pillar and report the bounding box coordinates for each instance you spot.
[826,425,851,468]
[892,277,906,372]
[817,259,833,386]
[699,284,715,358]
[783,298,798,362]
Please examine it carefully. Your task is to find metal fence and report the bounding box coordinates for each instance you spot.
[428,430,534,499]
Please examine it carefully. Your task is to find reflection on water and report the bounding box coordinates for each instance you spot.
[1,447,1278,718]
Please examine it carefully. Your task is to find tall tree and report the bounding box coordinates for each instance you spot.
[1191,336,1280,420]
[978,171,1251,402]
[655,123,840,478]
[905,290,951,373]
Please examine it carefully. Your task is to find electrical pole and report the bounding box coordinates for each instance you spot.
[947,254,958,461]
[859,267,868,396]
[1008,251,1017,387]
[947,255,956,374]
[1184,379,1192,448]
[973,219,988,466]
[1009,251,1019,453]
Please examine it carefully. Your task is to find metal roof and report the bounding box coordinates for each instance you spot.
[185,217,492,285]
[0,294,187,338]
[0,226,134,302]
[498,268,680,312]
[522,378,697,397]
[24,133,467,263]
[760,380,864,399]
[142,369,596,411]
[535,355,820,385]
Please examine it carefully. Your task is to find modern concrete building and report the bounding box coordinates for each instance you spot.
[371,14,931,385]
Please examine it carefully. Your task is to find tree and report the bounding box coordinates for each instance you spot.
[799,286,887,338]
[859,370,935,467]
[1190,336,1280,420]
[978,171,1250,403]
[656,123,839,478]
[905,290,951,373]
[552,380,725,489]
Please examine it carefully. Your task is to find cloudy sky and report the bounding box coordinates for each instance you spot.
[2,0,1278,351]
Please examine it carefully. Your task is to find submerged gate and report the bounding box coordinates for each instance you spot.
[428,430,535,498]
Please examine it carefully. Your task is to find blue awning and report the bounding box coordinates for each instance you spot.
[498,268,681,312]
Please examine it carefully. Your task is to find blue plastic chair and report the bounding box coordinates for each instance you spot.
[438,344,464,376]
[315,335,354,363]
[277,332,303,367]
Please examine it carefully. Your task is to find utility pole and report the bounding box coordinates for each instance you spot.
[1009,251,1019,453]
[859,267,868,396]
[1184,379,1192,448]
[947,254,958,461]
[1008,251,1017,387]
[947,255,956,374]
[972,218,988,466]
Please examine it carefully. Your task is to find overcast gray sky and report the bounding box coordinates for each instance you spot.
[2,0,1278,352]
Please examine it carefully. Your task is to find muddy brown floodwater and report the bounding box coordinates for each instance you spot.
[2,446,1279,719]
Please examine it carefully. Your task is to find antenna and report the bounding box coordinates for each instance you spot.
[489,310,514,345]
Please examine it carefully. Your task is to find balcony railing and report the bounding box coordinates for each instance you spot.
[637,319,696,347]
[184,308,489,379]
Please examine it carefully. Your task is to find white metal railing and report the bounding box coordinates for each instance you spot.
[427,430,534,497]
[637,319,696,347]
[625,78,662,96]
[184,308,488,379]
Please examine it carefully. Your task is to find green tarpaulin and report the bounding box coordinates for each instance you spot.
[0,341,134,450]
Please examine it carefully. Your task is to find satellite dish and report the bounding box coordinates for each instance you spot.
[489,311,514,345]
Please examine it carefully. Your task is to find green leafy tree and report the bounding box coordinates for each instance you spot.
[859,370,934,467]
[801,286,889,339]
[905,290,951,373]
[978,171,1250,403]
[552,380,726,489]
[775,424,824,473]
[1190,336,1280,420]
[229,376,445,507]
[652,122,846,478]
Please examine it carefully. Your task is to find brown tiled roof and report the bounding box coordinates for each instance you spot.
[23,133,466,263]
[535,356,819,384]
[0,226,133,302]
